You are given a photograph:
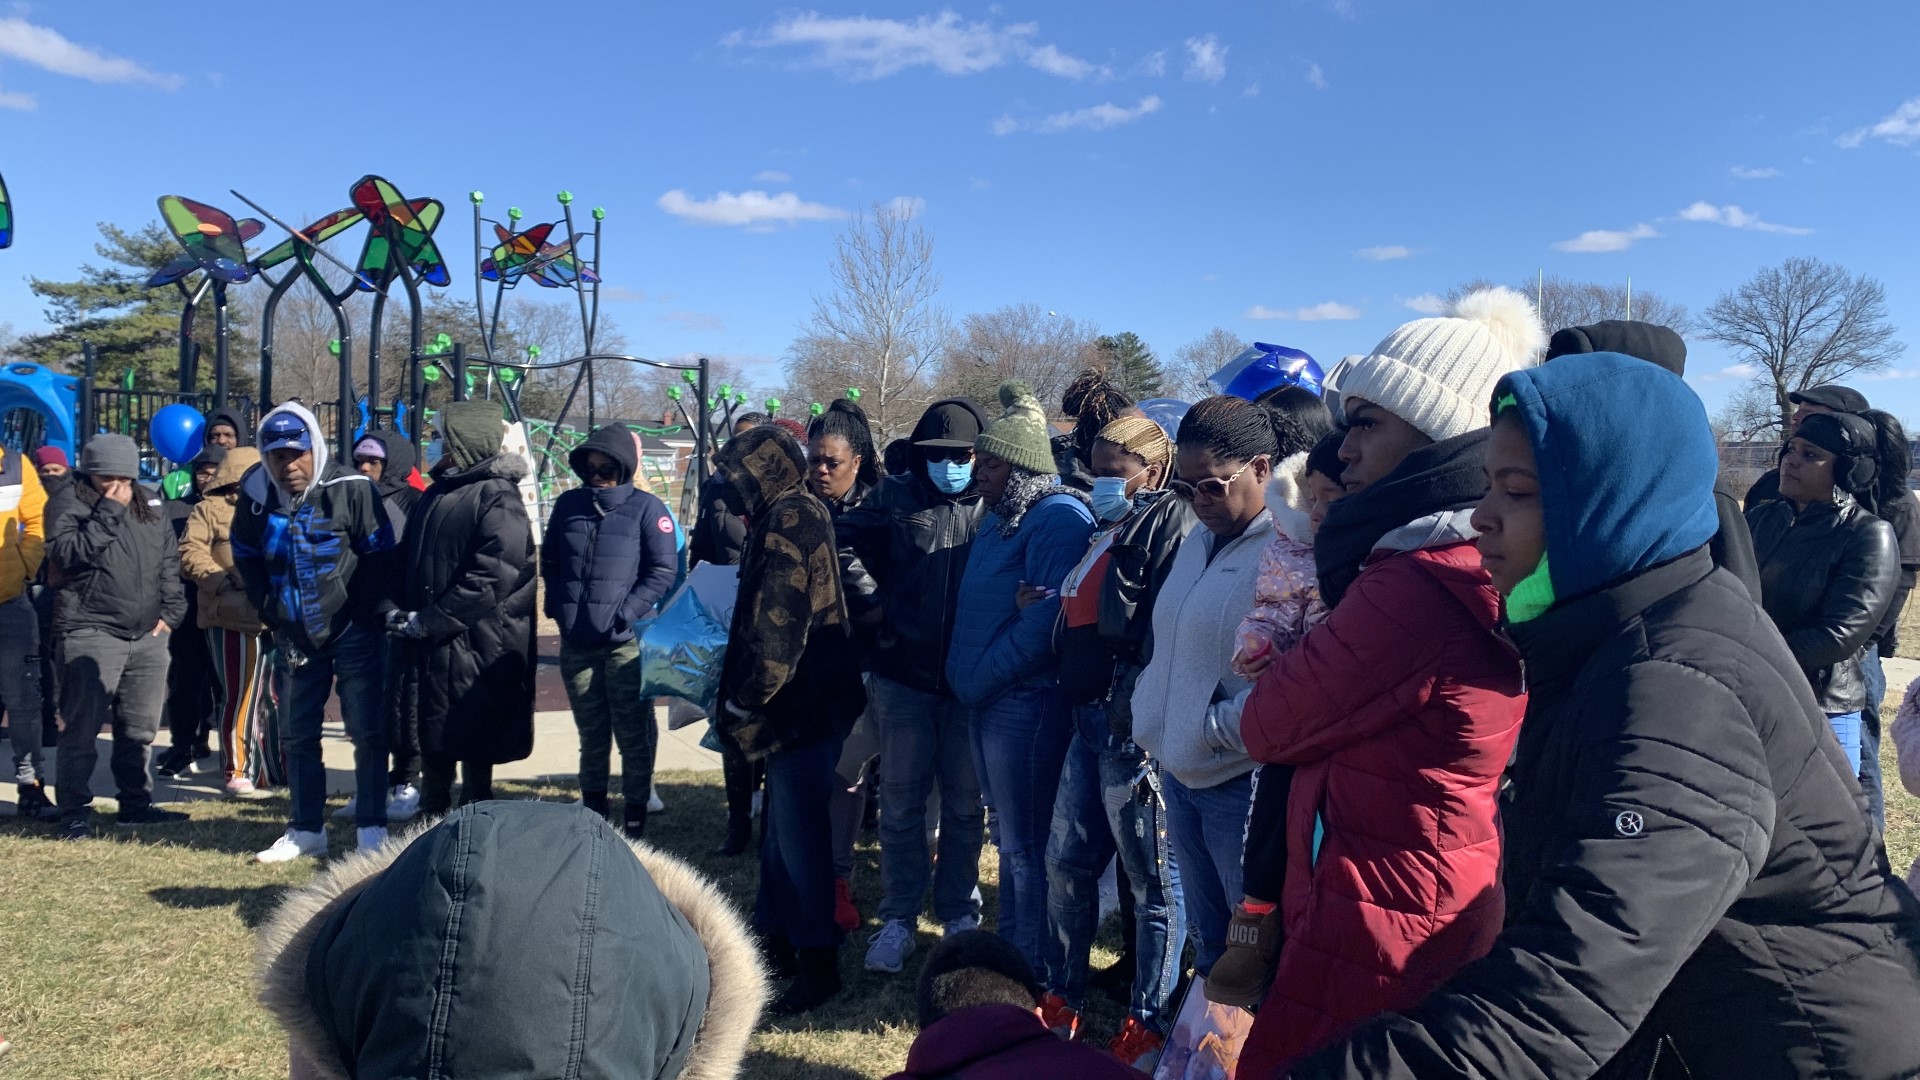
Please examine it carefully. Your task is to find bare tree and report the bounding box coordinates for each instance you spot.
[785,200,949,439]
[1703,257,1906,440]
[1445,275,1692,336]
[1168,327,1249,400]
[937,303,1101,409]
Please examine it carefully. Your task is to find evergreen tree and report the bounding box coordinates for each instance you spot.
[16,221,250,392]
[1096,331,1163,399]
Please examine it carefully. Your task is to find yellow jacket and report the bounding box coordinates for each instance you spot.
[0,447,46,603]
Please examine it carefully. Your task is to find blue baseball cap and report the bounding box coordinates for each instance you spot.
[259,412,312,453]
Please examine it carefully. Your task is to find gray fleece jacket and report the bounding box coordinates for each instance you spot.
[1131,509,1274,789]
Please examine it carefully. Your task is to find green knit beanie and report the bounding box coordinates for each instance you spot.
[974,380,1056,475]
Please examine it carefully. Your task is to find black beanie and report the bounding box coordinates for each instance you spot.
[1544,320,1687,375]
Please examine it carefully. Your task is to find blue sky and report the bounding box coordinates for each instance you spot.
[2,1,1919,421]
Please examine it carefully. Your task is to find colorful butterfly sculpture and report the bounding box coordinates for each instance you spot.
[527,233,600,289]
[349,175,450,290]
[250,205,367,277]
[151,196,260,286]
[480,221,556,285]
[0,169,12,249]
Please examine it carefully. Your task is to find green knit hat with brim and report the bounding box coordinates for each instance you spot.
[974,380,1056,475]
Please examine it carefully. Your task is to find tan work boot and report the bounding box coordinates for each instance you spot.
[1205,903,1283,1007]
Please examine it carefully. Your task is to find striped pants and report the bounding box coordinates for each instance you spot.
[206,628,283,786]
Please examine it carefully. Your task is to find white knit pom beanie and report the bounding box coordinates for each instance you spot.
[1337,286,1547,442]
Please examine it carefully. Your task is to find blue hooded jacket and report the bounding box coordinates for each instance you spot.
[1494,352,1719,605]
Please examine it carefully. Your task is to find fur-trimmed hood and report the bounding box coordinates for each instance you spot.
[1263,450,1314,547]
[255,802,769,1080]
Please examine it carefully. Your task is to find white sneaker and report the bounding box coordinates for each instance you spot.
[356,825,389,851]
[865,919,917,973]
[256,829,327,864]
[941,913,982,938]
[331,796,357,820]
[647,786,666,814]
[224,777,256,796]
[388,784,421,822]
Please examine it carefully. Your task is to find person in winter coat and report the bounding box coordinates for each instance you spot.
[256,801,769,1080]
[29,447,66,763]
[540,424,678,837]
[348,430,425,821]
[1235,288,1536,1075]
[1744,384,1873,512]
[1856,408,1917,835]
[46,434,191,836]
[945,380,1096,972]
[1746,411,1899,777]
[1544,319,1762,600]
[180,447,280,795]
[1127,396,1287,981]
[390,400,536,818]
[157,445,224,778]
[232,403,397,862]
[690,411,766,857]
[806,398,882,934]
[1038,413,1195,1064]
[1288,350,1920,1080]
[838,397,992,976]
[886,930,1141,1080]
[713,424,867,1015]
[0,443,50,820]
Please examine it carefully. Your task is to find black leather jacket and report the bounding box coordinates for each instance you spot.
[837,470,986,695]
[1747,497,1899,713]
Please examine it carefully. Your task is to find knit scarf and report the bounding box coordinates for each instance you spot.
[1314,428,1490,608]
[990,467,1090,537]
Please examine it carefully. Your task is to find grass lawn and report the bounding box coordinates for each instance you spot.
[5,729,1917,1080]
[0,769,1126,1080]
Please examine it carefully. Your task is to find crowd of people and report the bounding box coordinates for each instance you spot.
[8,285,1920,1079]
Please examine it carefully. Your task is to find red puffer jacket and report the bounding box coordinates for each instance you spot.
[1236,540,1525,1078]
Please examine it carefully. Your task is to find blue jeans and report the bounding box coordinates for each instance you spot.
[971,683,1074,967]
[1827,711,1864,778]
[281,622,388,833]
[1043,704,1184,1030]
[1861,649,1887,836]
[756,734,843,949]
[873,676,984,925]
[1162,768,1254,976]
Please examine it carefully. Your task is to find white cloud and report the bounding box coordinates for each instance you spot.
[1184,34,1227,83]
[1864,368,1920,381]
[1247,301,1362,321]
[997,94,1162,135]
[1305,62,1327,90]
[660,311,725,332]
[1729,165,1781,180]
[1837,97,1920,148]
[753,169,792,183]
[1695,363,1758,382]
[0,16,181,89]
[0,85,32,110]
[1136,50,1167,77]
[1402,293,1446,315]
[1326,0,1358,18]
[1026,43,1104,80]
[888,195,927,217]
[1357,244,1412,261]
[1676,201,1812,235]
[969,176,992,191]
[1551,223,1659,253]
[656,189,846,229]
[724,11,1099,83]
[1243,82,1260,98]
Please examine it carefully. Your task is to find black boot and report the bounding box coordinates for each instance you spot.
[771,947,842,1016]
[623,805,647,841]
[711,752,754,856]
[759,935,799,980]
[581,791,611,819]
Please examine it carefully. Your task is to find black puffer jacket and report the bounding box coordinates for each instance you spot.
[1294,550,1920,1080]
[361,430,422,542]
[1747,497,1898,713]
[837,400,991,695]
[688,471,747,567]
[392,453,537,764]
[46,478,188,638]
[1054,488,1196,737]
[1710,475,1762,601]
[540,426,679,650]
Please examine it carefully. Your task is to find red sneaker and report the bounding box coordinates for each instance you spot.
[1108,1016,1165,1071]
[833,877,860,933]
[1039,992,1081,1039]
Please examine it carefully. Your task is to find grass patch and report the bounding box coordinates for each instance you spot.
[5,722,1914,1079]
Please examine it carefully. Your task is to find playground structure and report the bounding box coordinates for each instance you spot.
[0,171,729,522]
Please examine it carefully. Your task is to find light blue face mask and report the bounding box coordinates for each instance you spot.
[928,459,973,494]
[1090,475,1134,523]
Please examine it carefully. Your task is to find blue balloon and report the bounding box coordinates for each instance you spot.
[1210,343,1325,402]
[1137,397,1191,439]
[150,403,206,464]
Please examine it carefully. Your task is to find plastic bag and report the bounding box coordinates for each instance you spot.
[637,586,728,716]
[1154,976,1252,1080]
